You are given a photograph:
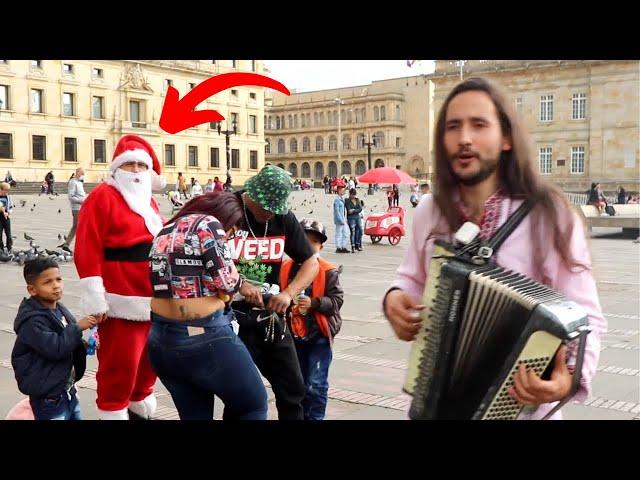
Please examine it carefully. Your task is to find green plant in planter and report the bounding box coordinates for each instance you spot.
[237,255,273,285]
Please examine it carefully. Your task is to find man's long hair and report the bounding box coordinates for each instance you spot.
[433,77,587,275]
[167,191,243,229]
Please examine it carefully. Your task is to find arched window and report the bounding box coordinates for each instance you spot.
[290,138,297,153]
[342,134,351,150]
[357,133,365,149]
[341,161,352,175]
[328,135,337,151]
[314,162,324,179]
[302,137,311,152]
[294,114,298,128]
[374,106,379,121]
[276,117,281,129]
[375,158,385,168]
[278,139,285,153]
[380,106,386,120]
[277,163,285,169]
[265,139,271,154]
[375,131,385,148]
[314,112,318,125]
[355,160,366,175]
[302,162,311,178]
[328,161,337,178]
[289,163,298,177]
[315,136,324,152]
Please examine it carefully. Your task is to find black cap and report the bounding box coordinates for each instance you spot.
[299,218,327,244]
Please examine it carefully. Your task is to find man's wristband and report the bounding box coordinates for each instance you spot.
[382,287,402,315]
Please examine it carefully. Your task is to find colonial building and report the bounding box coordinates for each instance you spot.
[0,60,267,186]
[428,60,640,192]
[264,75,433,181]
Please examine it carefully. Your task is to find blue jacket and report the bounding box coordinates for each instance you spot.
[333,196,346,225]
[11,297,86,398]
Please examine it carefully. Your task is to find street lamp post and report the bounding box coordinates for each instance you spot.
[217,119,237,188]
[364,133,378,195]
[335,98,344,177]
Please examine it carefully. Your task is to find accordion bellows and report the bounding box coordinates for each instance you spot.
[405,241,589,420]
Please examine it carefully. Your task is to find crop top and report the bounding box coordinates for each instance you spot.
[149,214,241,300]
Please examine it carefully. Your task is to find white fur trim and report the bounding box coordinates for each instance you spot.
[110,149,153,172]
[129,393,157,419]
[98,408,129,420]
[79,276,109,317]
[151,172,167,191]
[105,292,151,321]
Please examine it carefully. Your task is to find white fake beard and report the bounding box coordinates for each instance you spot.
[109,169,163,236]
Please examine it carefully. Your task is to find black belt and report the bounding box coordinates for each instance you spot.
[104,243,152,262]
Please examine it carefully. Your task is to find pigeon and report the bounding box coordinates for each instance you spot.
[308,210,313,214]
[58,234,62,241]
[32,203,36,208]
[49,197,55,200]
[58,209,61,214]
[45,249,60,256]
[60,245,73,255]
[20,200,26,207]
[30,208,33,212]
[24,233,35,241]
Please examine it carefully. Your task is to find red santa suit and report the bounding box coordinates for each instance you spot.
[74,134,166,420]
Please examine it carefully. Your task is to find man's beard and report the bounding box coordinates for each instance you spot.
[109,169,163,236]
[450,151,501,187]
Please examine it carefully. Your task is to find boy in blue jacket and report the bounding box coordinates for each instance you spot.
[11,258,97,420]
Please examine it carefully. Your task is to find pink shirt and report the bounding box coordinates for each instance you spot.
[390,194,606,420]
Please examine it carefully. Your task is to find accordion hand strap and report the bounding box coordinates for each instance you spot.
[541,326,590,420]
[457,199,533,262]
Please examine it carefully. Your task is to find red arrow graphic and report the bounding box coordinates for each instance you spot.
[159,72,290,134]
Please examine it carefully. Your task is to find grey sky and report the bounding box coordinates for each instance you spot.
[263,60,435,93]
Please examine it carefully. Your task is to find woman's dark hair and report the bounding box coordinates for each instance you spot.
[432,76,587,275]
[24,258,59,284]
[167,192,243,229]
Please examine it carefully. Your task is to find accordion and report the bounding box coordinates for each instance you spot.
[404,240,590,420]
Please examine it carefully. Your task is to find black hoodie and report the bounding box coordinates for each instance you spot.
[11,297,86,398]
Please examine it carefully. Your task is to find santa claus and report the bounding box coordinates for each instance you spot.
[74,134,166,420]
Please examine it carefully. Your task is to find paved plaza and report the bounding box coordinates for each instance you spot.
[0,188,638,420]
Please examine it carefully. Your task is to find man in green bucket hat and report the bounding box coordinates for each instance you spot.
[229,165,319,420]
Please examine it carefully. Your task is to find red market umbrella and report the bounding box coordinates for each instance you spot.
[357,167,417,185]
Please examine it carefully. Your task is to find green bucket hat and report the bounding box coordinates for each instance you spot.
[244,165,293,215]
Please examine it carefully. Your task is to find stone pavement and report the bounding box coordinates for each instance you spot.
[0,188,638,420]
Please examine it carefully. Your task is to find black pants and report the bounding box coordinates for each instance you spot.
[0,216,12,251]
[231,310,305,420]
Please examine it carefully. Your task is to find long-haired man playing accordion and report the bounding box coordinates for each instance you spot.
[383,77,606,420]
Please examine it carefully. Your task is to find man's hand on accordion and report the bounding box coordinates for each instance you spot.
[383,289,425,341]
[509,345,572,406]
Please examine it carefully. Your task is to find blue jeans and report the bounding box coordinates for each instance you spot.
[294,336,333,420]
[147,311,268,420]
[348,217,363,248]
[30,387,81,420]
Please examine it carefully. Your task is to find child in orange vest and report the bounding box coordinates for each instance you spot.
[279,218,344,420]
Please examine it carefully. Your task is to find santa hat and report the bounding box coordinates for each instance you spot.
[111,135,166,190]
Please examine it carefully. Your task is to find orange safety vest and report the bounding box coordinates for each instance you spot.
[279,257,336,341]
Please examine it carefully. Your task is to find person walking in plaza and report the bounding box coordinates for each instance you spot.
[386,186,394,209]
[45,171,57,196]
[147,192,268,420]
[228,165,319,420]
[383,77,606,419]
[12,258,98,420]
[0,182,14,254]
[214,176,224,192]
[392,184,400,207]
[204,178,214,193]
[333,180,350,253]
[60,167,86,252]
[344,188,364,252]
[74,134,167,420]
[191,179,203,197]
[281,218,343,420]
[177,172,189,199]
